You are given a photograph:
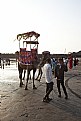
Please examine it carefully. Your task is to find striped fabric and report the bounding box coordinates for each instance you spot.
[19,48,37,64]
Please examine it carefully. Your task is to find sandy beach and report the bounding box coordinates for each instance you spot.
[0,60,81,121]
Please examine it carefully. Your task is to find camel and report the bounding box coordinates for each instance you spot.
[16,31,40,90]
[16,31,50,90]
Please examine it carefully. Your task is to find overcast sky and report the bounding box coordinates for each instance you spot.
[0,0,81,54]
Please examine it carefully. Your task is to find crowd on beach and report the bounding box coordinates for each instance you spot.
[51,56,79,73]
[0,58,10,69]
[42,56,79,103]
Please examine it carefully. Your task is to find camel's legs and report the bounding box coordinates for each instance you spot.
[22,69,26,80]
[33,68,37,89]
[35,67,43,81]
[25,70,30,90]
[19,69,23,87]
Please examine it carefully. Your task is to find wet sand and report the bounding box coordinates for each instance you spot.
[0,60,81,121]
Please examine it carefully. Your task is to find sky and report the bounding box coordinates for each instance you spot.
[0,0,81,54]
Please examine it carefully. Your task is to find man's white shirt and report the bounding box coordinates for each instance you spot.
[44,63,52,83]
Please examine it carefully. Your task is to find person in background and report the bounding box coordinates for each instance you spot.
[76,58,79,65]
[74,57,77,67]
[43,58,54,103]
[55,58,68,99]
